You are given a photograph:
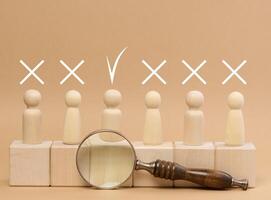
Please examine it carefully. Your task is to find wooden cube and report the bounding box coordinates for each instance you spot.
[133,141,174,187]
[51,141,88,186]
[9,140,52,186]
[51,140,132,187]
[215,142,256,188]
[88,143,133,188]
[174,141,215,187]
[88,137,133,188]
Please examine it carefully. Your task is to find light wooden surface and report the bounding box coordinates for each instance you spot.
[88,136,134,188]
[143,91,163,145]
[63,90,82,145]
[215,142,256,187]
[9,140,52,186]
[1,181,271,200]
[50,141,86,186]
[133,141,173,187]
[225,92,245,146]
[183,91,204,145]
[174,141,215,187]
[100,89,123,142]
[22,90,42,144]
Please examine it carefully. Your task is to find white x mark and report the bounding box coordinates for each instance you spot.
[222,60,247,85]
[19,60,45,85]
[182,60,207,85]
[60,60,85,85]
[141,60,167,85]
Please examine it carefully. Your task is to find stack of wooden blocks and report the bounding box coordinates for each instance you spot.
[9,89,256,188]
[9,140,256,187]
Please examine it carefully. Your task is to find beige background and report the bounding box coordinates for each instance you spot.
[1,0,271,199]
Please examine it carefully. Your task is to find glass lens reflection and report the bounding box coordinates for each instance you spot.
[77,131,135,189]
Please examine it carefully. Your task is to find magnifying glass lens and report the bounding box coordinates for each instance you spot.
[76,131,135,189]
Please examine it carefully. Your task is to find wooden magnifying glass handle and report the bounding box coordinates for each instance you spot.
[135,159,248,190]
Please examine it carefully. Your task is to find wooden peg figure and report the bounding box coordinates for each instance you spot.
[63,90,81,145]
[143,90,162,145]
[183,91,204,145]
[100,89,123,142]
[225,91,245,146]
[23,89,42,144]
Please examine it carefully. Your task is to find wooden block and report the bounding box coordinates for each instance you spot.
[88,136,133,188]
[9,140,52,186]
[51,141,87,186]
[215,142,256,188]
[51,140,132,187]
[174,141,215,187]
[133,141,174,187]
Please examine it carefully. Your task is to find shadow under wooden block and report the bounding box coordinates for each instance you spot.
[215,142,256,188]
[9,140,52,186]
[174,141,215,187]
[133,141,174,187]
[51,141,88,186]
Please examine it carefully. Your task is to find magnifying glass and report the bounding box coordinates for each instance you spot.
[76,129,248,190]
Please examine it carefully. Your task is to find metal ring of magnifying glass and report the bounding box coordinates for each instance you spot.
[76,129,137,189]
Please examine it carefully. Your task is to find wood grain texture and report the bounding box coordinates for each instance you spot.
[87,135,134,188]
[215,142,256,187]
[174,141,215,187]
[183,91,204,145]
[143,91,163,145]
[100,89,123,142]
[9,140,52,186]
[22,90,42,144]
[151,160,244,190]
[133,141,174,187]
[63,90,82,145]
[50,141,87,186]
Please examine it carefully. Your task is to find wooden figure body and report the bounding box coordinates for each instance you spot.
[225,91,245,146]
[183,91,204,145]
[23,89,42,144]
[63,90,81,145]
[143,91,162,145]
[100,89,122,142]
